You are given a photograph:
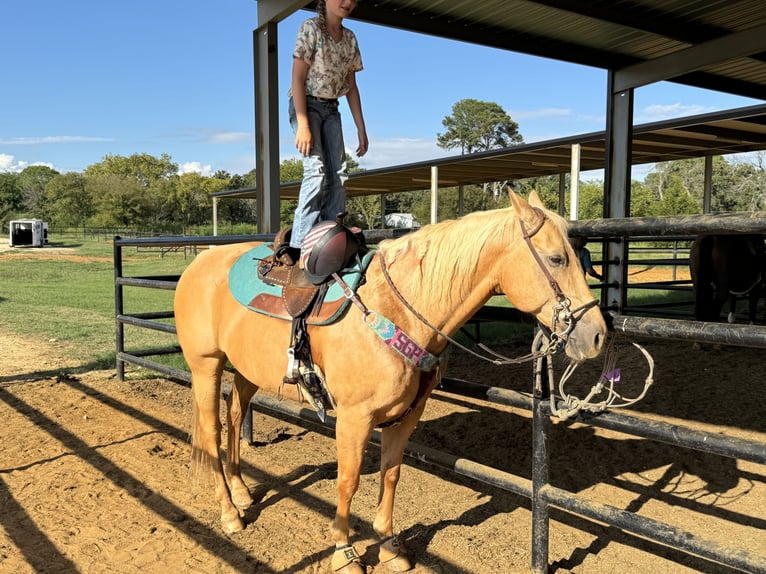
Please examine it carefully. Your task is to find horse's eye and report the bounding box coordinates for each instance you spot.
[548,255,564,267]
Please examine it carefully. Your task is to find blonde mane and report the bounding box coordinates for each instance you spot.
[378,204,570,307]
[379,208,509,306]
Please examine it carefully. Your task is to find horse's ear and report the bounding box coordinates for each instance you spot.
[509,188,538,225]
[509,188,529,214]
[510,188,546,232]
[528,189,545,209]
[508,188,545,212]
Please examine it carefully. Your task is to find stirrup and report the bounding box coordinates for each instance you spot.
[276,245,301,266]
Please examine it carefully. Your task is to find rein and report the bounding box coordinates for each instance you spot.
[337,208,654,422]
[377,251,552,365]
[729,272,762,297]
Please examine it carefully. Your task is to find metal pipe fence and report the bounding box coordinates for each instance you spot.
[113,219,766,574]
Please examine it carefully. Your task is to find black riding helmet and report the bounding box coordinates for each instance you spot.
[301,216,361,285]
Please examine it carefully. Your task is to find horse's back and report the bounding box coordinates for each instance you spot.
[174,242,264,356]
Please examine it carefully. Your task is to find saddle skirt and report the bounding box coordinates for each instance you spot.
[229,243,374,325]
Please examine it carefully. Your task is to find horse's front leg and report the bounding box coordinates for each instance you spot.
[373,418,419,572]
[225,371,258,510]
[331,415,374,573]
[374,374,439,573]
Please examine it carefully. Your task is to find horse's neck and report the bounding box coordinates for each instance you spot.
[365,250,495,351]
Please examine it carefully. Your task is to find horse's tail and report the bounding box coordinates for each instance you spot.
[691,235,716,321]
[189,376,220,482]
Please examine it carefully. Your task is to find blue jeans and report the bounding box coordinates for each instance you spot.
[288,96,348,249]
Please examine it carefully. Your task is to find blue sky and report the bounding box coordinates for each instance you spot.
[1,0,761,179]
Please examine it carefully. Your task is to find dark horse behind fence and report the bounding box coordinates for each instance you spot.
[689,233,766,323]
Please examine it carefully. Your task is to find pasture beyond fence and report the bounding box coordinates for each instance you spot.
[113,215,766,574]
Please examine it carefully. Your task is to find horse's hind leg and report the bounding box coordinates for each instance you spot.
[190,356,244,534]
[225,371,257,509]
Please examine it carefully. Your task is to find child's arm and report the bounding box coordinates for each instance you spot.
[345,71,368,157]
[292,57,312,157]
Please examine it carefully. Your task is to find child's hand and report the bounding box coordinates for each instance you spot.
[295,125,312,157]
[356,130,368,157]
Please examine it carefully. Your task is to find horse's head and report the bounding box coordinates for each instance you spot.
[501,190,607,362]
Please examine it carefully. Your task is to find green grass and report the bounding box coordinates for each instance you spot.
[0,236,192,371]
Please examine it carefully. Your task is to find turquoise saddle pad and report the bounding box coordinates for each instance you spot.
[228,243,374,325]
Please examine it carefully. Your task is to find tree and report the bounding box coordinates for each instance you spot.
[84,153,181,229]
[43,173,93,227]
[347,194,380,229]
[437,99,523,154]
[279,158,303,227]
[85,153,178,187]
[170,172,227,232]
[730,152,766,212]
[17,165,59,215]
[437,99,524,204]
[87,173,153,228]
[0,172,23,225]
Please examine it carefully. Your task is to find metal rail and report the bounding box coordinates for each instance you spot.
[113,229,766,574]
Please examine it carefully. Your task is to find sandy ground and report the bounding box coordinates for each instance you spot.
[0,245,763,573]
[1,320,765,574]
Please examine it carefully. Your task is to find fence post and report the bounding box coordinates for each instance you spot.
[114,236,125,381]
[531,356,551,574]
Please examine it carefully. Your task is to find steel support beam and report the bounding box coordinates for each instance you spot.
[253,22,281,233]
[603,72,633,313]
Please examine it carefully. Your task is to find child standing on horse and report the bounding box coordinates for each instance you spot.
[286,0,368,265]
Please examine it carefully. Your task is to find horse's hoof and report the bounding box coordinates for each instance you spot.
[379,537,412,572]
[331,544,365,573]
[221,512,245,534]
[231,487,253,510]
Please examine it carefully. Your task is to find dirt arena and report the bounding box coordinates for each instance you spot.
[1,319,765,573]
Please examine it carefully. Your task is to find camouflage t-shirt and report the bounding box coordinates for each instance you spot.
[291,17,363,99]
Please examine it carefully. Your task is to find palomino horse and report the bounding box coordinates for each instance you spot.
[689,234,766,323]
[174,190,606,572]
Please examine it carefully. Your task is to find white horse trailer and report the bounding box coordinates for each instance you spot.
[9,219,48,247]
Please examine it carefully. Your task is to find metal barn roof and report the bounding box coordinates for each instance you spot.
[248,1,766,202]
[218,102,766,200]
[343,0,766,100]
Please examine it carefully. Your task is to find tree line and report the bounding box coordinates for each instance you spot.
[2,99,765,235]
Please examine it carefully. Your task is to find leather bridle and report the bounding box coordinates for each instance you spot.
[519,207,599,347]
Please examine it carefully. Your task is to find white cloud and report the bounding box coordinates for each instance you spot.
[0,153,28,173]
[638,103,714,123]
[0,136,112,145]
[280,136,455,171]
[354,137,456,170]
[209,131,251,144]
[178,162,213,176]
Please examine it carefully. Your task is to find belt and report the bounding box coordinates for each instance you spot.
[307,94,338,104]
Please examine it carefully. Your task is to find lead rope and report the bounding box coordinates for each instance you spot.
[534,329,655,420]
